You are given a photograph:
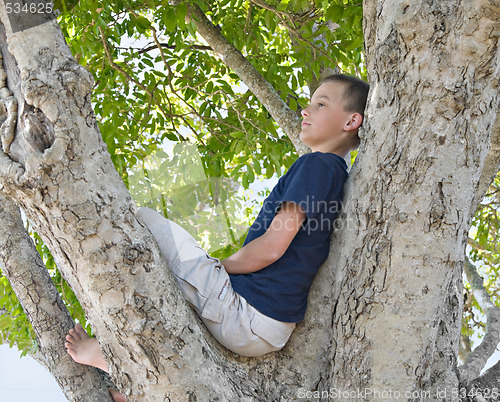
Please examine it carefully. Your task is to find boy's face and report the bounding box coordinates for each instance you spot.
[300,82,356,151]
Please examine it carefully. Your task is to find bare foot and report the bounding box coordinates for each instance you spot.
[65,323,109,373]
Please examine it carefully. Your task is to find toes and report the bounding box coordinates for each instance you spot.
[68,328,81,342]
[66,332,78,344]
[67,324,88,343]
[74,324,89,339]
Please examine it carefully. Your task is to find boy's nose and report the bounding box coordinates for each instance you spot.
[301,108,309,118]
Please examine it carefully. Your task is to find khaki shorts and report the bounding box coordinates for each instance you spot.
[138,207,295,357]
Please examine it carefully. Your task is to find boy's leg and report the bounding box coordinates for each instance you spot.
[137,207,229,318]
[137,207,208,268]
[65,207,293,379]
[138,207,296,357]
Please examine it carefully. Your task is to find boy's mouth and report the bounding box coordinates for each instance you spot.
[302,121,311,127]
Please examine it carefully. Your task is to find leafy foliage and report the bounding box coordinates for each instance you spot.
[57,0,366,185]
[1,0,369,353]
[0,273,36,356]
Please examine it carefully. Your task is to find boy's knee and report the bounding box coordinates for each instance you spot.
[137,207,162,227]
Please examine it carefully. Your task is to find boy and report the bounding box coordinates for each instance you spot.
[65,74,369,395]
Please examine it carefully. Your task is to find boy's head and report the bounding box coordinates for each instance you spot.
[300,74,369,156]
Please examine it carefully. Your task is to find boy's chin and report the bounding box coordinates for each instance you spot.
[299,131,310,146]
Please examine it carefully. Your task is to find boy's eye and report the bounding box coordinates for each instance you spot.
[317,103,325,108]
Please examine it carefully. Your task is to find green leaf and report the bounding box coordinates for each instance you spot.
[164,7,176,32]
[276,0,291,12]
[0,315,11,331]
[133,15,152,30]
[176,4,187,30]
[242,172,249,188]
[142,58,155,68]
[246,164,255,183]
[264,10,276,31]
[326,4,344,21]
[265,163,274,179]
[253,159,262,175]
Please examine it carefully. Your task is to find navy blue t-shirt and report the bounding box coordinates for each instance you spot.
[229,152,348,323]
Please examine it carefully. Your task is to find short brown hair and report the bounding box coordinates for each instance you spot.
[321,74,369,148]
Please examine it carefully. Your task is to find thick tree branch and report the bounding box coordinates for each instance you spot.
[0,11,243,400]
[325,0,500,394]
[471,113,500,214]
[469,357,500,395]
[0,193,113,401]
[460,333,473,364]
[187,4,309,155]
[459,257,500,385]
[0,41,24,188]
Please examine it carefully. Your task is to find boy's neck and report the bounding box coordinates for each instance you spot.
[310,144,352,159]
[307,130,357,159]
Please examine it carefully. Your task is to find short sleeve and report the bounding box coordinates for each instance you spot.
[280,154,345,222]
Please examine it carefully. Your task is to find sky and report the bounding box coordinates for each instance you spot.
[0,344,66,401]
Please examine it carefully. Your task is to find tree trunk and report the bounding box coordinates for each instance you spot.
[0,1,498,401]
[322,0,499,396]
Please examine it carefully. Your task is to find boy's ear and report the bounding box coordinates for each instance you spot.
[344,113,363,132]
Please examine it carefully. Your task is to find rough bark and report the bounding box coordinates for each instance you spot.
[459,333,473,364]
[322,0,499,396]
[469,359,500,399]
[471,113,500,213]
[0,193,113,401]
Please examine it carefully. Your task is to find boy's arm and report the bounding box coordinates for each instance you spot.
[221,201,306,275]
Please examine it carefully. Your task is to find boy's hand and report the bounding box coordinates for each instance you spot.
[221,201,306,274]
